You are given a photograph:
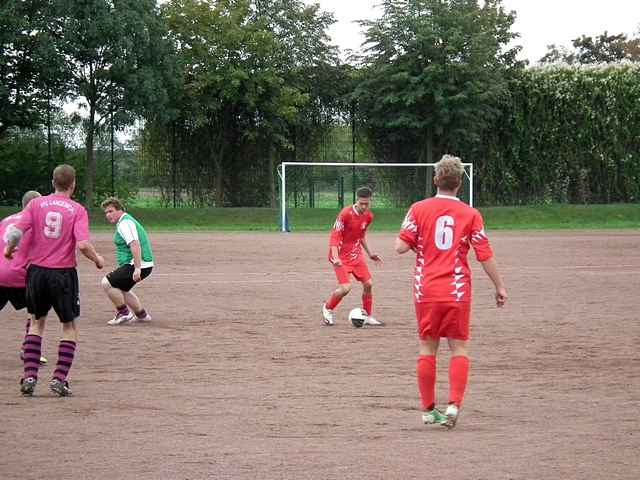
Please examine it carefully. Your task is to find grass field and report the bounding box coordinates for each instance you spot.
[1,203,639,231]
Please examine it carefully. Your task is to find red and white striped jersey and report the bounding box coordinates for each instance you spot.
[398,194,493,303]
[328,205,374,265]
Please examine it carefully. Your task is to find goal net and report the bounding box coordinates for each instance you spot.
[276,162,473,231]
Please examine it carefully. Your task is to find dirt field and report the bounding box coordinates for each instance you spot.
[0,230,638,480]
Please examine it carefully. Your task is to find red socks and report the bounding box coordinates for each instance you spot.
[418,354,470,410]
[326,291,373,314]
[449,355,470,407]
[325,293,342,310]
[362,293,373,315]
[417,355,436,410]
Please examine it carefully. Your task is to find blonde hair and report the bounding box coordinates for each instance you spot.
[434,154,464,191]
[21,190,41,208]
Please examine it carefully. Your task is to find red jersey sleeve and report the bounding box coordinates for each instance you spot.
[398,205,419,250]
[470,210,493,262]
[329,210,348,247]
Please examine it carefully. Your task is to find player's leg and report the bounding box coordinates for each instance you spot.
[21,267,49,395]
[418,336,446,424]
[362,278,373,315]
[21,315,46,395]
[49,320,77,397]
[102,265,135,325]
[123,290,151,321]
[123,267,153,321]
[355,265,382,326]
[49,269,80,397]
[21,315,48,366]
[10,287,48,366]
[322,282,351,325]
[416,303,447,424]
[322,265,352,325]
[441,303,472,429]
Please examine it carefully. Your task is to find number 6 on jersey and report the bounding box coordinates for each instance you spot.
[435,215,454,250]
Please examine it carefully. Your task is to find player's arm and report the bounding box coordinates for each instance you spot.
[77,240,104,269]
[329,245,341,266]
[5,203,34,259]
[3,226,23,259]
[480,257,507,307]
[129,240,143,282]
[395,237,412,254]
[470,211,506,307]
[361,237,382,263]
[74,206,103,268]
[396,206,418,254]
[328,212,346,266]
[118,219,143,280]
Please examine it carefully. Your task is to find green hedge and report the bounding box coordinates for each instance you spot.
[477,64,640,205]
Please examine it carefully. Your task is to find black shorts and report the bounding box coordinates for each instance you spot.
[106,264,153,292]
[0,286,27,311]
[26,265,80,323]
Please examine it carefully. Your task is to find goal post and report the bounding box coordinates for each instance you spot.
[276,162,473,232]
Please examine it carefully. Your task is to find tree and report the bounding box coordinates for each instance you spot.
[355,0,521,175]
[52,0,175,206]
[0,0,65,138]
[540,31,640,64]
[157,0,341,207]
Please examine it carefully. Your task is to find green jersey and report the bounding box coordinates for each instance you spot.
[114,213,154,267]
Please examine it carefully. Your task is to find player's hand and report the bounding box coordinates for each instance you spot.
[495,287,507,307]
[4,245,14,260]
[331,257,342,267]
[133,268,142,282]
[369,253,383,264]
[95,255,105,270]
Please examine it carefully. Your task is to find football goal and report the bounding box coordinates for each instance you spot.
[276,162,473,232]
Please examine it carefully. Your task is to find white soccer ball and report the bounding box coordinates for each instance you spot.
[348,307,367,328]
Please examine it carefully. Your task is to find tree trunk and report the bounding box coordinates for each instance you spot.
[424,128,434,198]
[214,126,224,207]
[84,101,96,207]
[269,144,277,208]
[47,91,52,173]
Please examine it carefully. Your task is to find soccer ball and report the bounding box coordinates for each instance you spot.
[348,307,367,328]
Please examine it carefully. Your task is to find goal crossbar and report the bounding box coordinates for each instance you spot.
[277,162,473,232]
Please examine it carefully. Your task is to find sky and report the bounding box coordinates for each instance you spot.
[309,0,640,63]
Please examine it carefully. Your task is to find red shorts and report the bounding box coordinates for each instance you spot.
[415,302,471,340]
[333,261,371,284]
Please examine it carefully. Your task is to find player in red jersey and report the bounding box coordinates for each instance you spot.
[0,191,48,365]
[4,165,105,397]
[395,155,507,429]
[322,186,384,327]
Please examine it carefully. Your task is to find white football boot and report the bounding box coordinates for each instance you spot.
[131,312,152,323]
[363,315,384,326]
[442,404,460,430]
[107,311,134,326]
[322,303,335,326]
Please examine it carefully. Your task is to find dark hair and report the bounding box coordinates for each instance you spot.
[52,164,76,191]
[356,186,373,199]
[101,197,125,211]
